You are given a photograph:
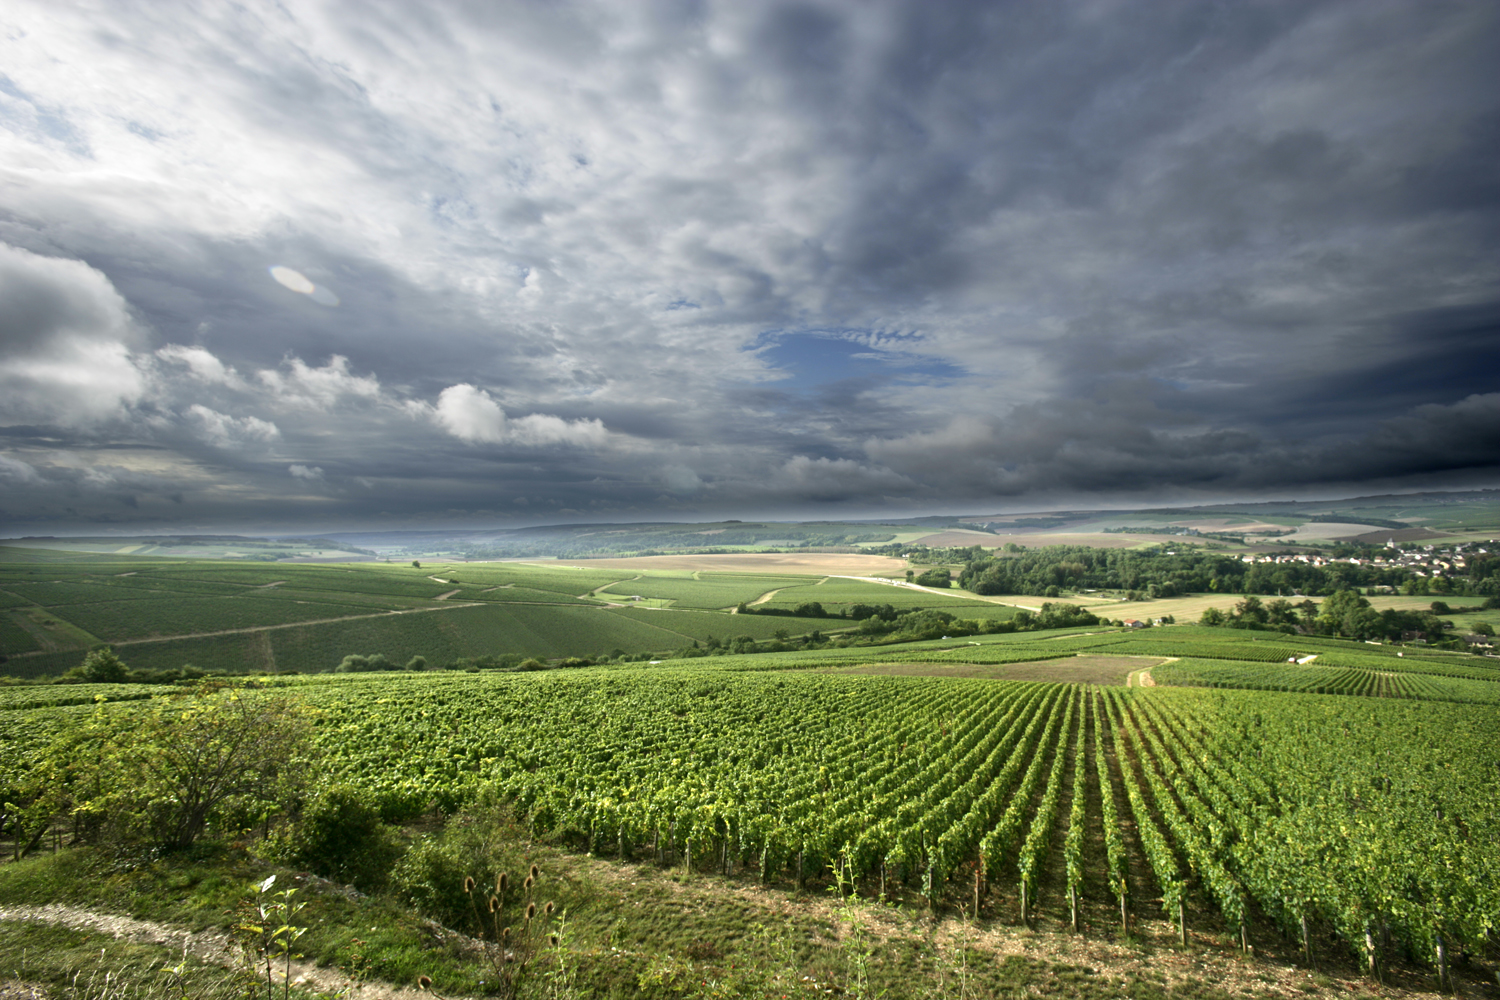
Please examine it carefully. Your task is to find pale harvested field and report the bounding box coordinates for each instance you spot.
[1350,526,1449,544]
[1172,517,1292,532]
[1075,592,1242,620]
[829,654,1164,685]
[1285,521,1379,540]
[913,530,1190,549]
[1365,594,1487,612]
[561,552,908,576]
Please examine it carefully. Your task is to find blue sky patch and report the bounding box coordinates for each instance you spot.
[753,331,965,392]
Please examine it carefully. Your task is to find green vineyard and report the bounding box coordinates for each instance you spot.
[212,667,1495,981]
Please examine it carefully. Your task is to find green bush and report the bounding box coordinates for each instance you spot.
[67,647,129,683]
[391,793,528,926]
[335,653,394,672]
[914,568,951,588]
[268,785,399,890]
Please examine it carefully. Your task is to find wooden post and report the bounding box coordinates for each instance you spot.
[1301,914,1313,968]
[1070,887,1079,933]
[1178,899,1187,947]
[973,867,982,922]
[1435,934,1449,994]
[1020,880,1029,926]
[1120,892,1128,934]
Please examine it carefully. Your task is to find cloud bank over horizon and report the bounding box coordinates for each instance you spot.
[1,0,1497,533]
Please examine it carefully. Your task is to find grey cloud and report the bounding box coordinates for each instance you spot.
[0,0,1495,532]
[0,242,147,426]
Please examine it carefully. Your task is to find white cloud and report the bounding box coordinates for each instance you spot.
[433,383,506,443]
[158,344,246,388]
[258,355,381,410]
[186,404,280,448]
[427,383,609,448]
[289,464,324,480]
[509,412,609,448]
[0,242,146,425]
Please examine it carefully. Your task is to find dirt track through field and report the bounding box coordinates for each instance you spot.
[0,598,598,661]
[0,904,444,1000]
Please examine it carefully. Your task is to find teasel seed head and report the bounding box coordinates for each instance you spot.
[525,902,537,921]
[529,864,540,881]
[522,875,533,892]
[549,934,558,946]
[501,926,510,941]
[544,901,555,917]
[462,877,475,895]
[417,976,432,990]
[487,894,499,914]
[497,872,508,894]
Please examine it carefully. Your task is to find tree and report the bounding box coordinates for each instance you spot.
[412,560,421,569]
[914,567,952,588]
[85,686,311,849]
[73,647,128,683]
[1234,595,1267,624]
[1471,622,1494,637]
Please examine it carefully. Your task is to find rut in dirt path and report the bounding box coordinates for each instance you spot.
[0,904,460,1000]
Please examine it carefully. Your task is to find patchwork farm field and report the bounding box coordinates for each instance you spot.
[593,573,813,608]
[3,565,1499,997]
[562,552,909,575]
[1,549,962,675]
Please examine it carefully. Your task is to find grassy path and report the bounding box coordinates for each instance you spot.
[0,904,441,1000]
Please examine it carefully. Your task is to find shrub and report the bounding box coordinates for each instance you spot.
[335,653,394,672]
[268,784,399,891]
[392,793,528,926]
[67,647,129,683]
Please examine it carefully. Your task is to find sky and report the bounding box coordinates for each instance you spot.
[1,0,1497,534]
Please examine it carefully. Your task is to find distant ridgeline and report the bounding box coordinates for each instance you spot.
[1306,514,1411,529]
[454,522,900,559]
[955,545,1500,598]
[1133,510,1411,530]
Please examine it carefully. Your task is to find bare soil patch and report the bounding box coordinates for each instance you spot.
[565,553,907,575]
[829,655,1163,685]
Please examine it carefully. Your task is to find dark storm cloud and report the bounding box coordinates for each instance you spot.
[0,0,1496,532]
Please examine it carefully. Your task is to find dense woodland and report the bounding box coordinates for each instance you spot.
[941,543,1500,598]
